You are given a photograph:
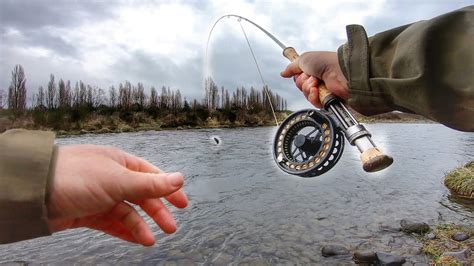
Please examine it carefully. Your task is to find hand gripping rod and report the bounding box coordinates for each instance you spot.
[215,14,393,172]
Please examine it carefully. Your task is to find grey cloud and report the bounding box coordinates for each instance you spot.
[110,49,204,100]
[18,29,78,57]
[0,0,114,30]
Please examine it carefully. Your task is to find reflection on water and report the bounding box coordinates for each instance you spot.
[1,124,473,264]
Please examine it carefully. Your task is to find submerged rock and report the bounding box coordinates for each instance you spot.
[439,248,471,265]
[400,219,430,234]
[379,224,401,233]
[375,252,406,266]
[451,232,470,242]
[321,244,350,257]
[353,250,377,264]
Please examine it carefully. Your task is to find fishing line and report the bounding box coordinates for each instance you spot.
[237,19,279,126]
[205,15,280,127]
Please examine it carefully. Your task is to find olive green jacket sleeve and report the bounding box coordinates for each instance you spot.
[0,129,56,244]
[338,5,474,131]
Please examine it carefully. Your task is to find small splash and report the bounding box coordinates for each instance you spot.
[210,135,222,146]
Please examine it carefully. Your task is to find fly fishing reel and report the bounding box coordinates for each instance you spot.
[273,109,345,177]
[271,47,394,177]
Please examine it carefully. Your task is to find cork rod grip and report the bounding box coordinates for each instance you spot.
[360,148,394,172]
[283,47,332,104]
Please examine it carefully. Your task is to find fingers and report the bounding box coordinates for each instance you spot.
[165,189,188,209]
[138,199,178,234]
[280,59,302,78]
[122,152,162,173]
[119,171,184,202]
[295,73,308,90]
[302,76,317,98]
[322,71,350,101]
[89,219,140,244]
[109,202,155,246]
[294,74,322,108]
[308,88,321,108]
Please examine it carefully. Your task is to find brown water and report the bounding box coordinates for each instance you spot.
[1,124,473,265]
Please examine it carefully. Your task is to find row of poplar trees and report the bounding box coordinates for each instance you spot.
[1,65,287,113]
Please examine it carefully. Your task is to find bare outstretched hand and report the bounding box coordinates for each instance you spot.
[47,145,188,246]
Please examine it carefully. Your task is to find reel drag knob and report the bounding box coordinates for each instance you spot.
[273,109,344,177]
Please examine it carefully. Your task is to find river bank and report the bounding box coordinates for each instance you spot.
[0,108,289,135]
[0,109,433,136]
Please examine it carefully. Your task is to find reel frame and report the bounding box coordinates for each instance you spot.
[273,109,345,177]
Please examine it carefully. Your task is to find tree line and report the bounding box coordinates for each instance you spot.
[2,64,287,114]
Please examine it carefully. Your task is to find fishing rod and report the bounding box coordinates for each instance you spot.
[208,15,393,177]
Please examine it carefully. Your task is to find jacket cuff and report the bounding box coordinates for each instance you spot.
[0,129,56,244]
[338,24,393,116]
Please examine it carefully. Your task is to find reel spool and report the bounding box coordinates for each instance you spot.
[273,109,345,177]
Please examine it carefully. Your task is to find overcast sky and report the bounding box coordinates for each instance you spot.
[0,0,472,109]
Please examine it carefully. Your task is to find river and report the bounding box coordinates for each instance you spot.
[1,124,473,265]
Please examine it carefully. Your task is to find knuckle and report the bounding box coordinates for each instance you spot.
[141,176,159,196]
[148,174,170,196]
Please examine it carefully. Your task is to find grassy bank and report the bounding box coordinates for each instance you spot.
[0,108,290,135]
[355,111,432,124]
[0,108,434,136]
[444,161,474,199]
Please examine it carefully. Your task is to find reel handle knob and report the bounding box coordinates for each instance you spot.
[283,47,332,104]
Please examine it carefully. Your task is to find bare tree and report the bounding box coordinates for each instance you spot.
[204,77,219,110]
[118,81,132,109]
[0,89,5,109]
[46,74,57,109]
[7,64,27,111]
[109,86,117,108]
[132,82,146,109]
[35,86,45,108]
[94,88,106,107]
[65,80,72,107]
[86,85,93,107]
[149,86,159,109]
[160,86,169,110]
[79,81,87,107]
[58,79,68,108]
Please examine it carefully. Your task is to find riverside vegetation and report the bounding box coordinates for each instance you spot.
[444,160,474,200]
[0,65,289,134]
[0,64,430,134]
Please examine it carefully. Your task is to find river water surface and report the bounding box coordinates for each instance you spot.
[1,124,473,265]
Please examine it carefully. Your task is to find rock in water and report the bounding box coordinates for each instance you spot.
[375,252,406,266]
[353,251,377,264]
[400,219,430,234]
[440,248,471,265]
[451,232,470,242]
[321,244,350,257]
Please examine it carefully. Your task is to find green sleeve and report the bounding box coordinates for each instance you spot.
[338,5,474,131]
[0,129,56,244]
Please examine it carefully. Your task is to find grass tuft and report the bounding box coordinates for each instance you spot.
[444,161,474,199]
